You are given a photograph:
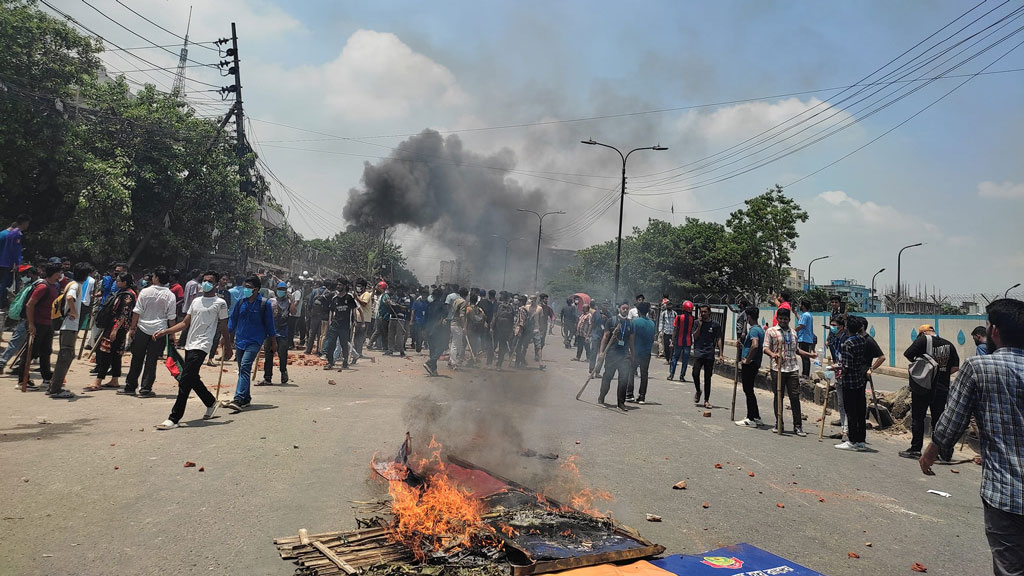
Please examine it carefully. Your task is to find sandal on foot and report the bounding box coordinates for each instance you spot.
[83,385,103,392]
[155,420,179,430]
[50,390,75,399]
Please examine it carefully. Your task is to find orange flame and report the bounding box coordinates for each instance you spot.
[385,437,492,560]
[554,455,614,518]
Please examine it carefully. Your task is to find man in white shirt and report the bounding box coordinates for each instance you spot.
[658,301,677,362]
[177,269,202,347]
[122,267,177,397]
[47,262,94,398]
[289,280,303,348]
[153,271,232,429]
[627,294,644,320]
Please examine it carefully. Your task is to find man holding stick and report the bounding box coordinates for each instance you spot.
[153,271,232,429]
[764,307,815,436]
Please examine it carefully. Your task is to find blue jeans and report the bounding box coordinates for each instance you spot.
[0,320,27,369]
[670,345,691,379]
[323,326,350,367]
[0,267,13,309]
[234,342,262,404]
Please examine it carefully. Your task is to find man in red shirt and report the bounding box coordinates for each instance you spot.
[21,261,63,389]
[668,301,695,381]
[772,291,792,326]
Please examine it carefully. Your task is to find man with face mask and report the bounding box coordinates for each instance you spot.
[258,281,295,386]
[596,302,635,412]
[152,271,232,429]
[122,267,177,397]
[492,293,516,370]
[920,299,1024,575]
[691,305,724,408]
[225,275,277,412]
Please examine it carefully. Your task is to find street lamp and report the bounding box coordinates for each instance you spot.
[896,243,924,311]
[517,209,565,293]
[1006,283,1021,298]
[806,255,830,291]
[491,234,525,291]
[871,268,886,313]
[581,138,668,303]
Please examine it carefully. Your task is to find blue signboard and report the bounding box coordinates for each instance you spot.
[652,543,827,576]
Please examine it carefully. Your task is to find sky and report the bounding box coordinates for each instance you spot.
[47,0,1024,296]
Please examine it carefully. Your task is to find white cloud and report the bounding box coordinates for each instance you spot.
[817,189,923,228]
[977,180,1024,199]
[320,30,468,121]
[675,97,853,144]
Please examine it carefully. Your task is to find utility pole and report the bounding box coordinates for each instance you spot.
[228,23,247,199]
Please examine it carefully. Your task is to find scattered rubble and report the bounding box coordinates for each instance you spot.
[645,514,661,522]
[848,552,860,559]
[911,562,927,572]
[184,461,196,468]
[672,481,687,490]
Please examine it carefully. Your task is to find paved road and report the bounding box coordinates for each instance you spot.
[0,341,987,575]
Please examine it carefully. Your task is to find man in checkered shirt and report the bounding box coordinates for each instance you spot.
[921,298,1024,576]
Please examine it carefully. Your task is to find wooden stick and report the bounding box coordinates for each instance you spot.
[730,335,741,421]
[818,327,832,442]
[215,354,226,399]
[311,541,358,575]
[776,338,784,435]
[20,332,35,392]
[76,308,92,359]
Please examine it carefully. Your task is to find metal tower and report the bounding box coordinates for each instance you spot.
[171,6,192,98]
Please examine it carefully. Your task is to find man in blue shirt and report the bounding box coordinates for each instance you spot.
[225,275,277,411]
[796,300,815,377]
[627,302,656,404]
[735,307,766,428]
[0,214,29,309]
[411,289,429,353]
[972,325,989,356]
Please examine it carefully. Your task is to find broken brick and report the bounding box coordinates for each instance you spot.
[911,562,927,573]
[714,463,722,469]
[776,502,785,509]
[184,461,196,468]
[848,552,860,559]
[672,481,687,490]
[701,502,709,509]
[748,471,755,477]
[198,466,205,472]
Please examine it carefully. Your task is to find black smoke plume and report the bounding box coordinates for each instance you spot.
[342,130,550,288]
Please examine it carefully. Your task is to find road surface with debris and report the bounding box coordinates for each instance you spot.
[0,343,987,576]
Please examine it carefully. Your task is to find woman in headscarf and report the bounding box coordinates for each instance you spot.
[84,273,137,391]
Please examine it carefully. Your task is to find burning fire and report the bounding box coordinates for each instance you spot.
[558,455,614,518]
[382,438,495,560]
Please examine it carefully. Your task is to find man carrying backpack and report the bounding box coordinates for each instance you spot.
[20,261,63,389]
[0,265,39,374]
[899,324,960,460]
[47,262,94,399]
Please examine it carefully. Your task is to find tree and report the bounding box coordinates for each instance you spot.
[725,185,808,297]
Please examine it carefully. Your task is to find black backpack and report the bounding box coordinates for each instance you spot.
[94,293,118,329]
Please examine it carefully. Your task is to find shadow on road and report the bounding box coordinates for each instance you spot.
[0,418,97,443]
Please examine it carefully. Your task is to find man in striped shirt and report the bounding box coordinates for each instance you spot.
[921,298,1024,576]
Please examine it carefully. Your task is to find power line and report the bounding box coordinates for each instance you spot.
[112,0,219,52]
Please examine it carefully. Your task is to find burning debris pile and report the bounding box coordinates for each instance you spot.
[276,436,663,576]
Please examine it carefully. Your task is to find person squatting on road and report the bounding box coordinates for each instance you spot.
[152,271,232,429]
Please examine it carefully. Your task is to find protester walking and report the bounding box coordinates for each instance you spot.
[691,305,724,408]
[668,301,695,381]
[152,271,232,429]
[48,262,93,399]
[323,278,356,370]
[596,302,635,412]
[574,304,593,362]
[122,267,176,397]
[18,261,62,390]
[898,323,960,460]
[225,275,277,412]
[658,301,677,362]
[493,293,515,370]
[0,214,30,309]
[423,288,450,376]
[448,288,469,370]
[627,302,656,404]
[259,281,294,386]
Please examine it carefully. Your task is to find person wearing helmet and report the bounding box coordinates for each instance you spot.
[668,301,695,381]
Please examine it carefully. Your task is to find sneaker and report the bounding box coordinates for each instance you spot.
[735,418,758,428]
[752,418,764,426]
[666,375,673,380]
[324,364,334,370]
[203,403,218,420]
[899,449,922,459]
[834,441,856,451]
[637,398,646,405]
[794,427,808,437]
[854,442,870,452]
[155,420,179,430]
[625,395,636,403]
[50,390,74,399]
[617,403,628,412]
[693,391,701,405]
[116,389,136,396]
[770,427,781,434]
[223,401,244,412]
[254,380,272,386]
[137,390,155,397]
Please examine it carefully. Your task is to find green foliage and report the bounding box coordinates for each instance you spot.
[545,186,808,302]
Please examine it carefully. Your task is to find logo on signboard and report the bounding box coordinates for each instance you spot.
[700,556,744,569]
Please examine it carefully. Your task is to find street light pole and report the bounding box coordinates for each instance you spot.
[871,267,886,313]
[517,209,564,293]
[896,243,924,311]
[491,235,524,291]
[806,255,830,292]
[1006,283,1021,298]
[581,139,668,303]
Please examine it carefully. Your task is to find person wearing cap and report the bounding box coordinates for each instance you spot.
[258,281,295,386]
[899,323,959,460]
[668,301,695,381]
